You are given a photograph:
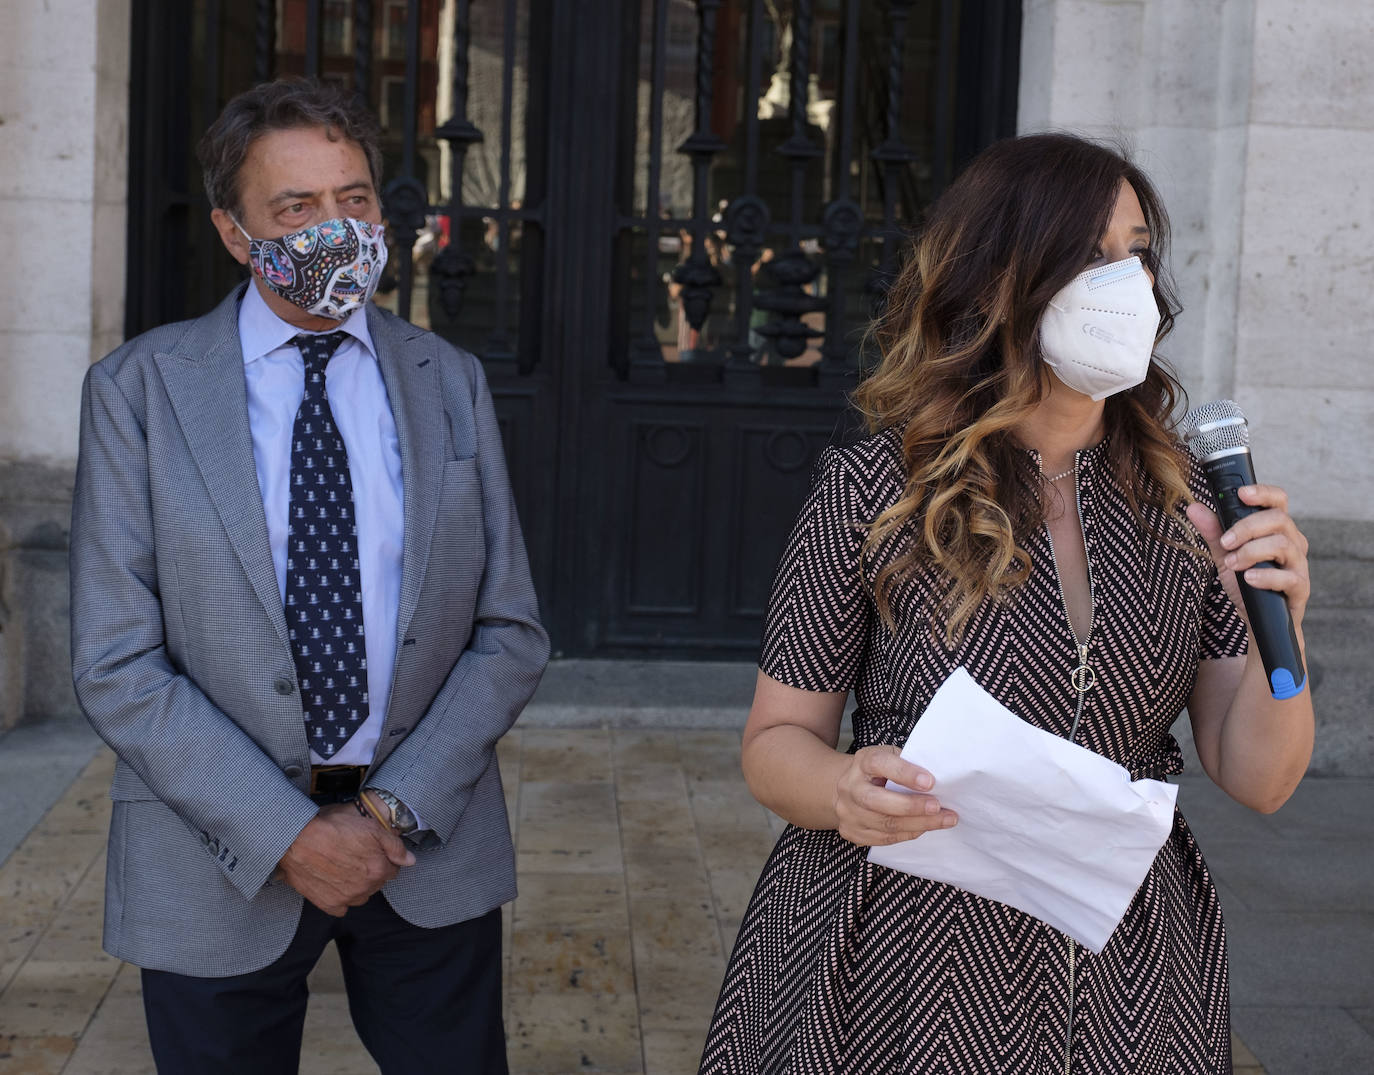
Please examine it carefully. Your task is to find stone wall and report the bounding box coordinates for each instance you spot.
[1019,0,1373,773]
[0,465,77,729]
[0,0,129,729]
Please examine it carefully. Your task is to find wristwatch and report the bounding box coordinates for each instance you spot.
[366,787,419,836]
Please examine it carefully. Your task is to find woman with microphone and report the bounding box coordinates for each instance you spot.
[698,132,1314,1074]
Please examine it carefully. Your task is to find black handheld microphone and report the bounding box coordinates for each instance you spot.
[1181,400,1306,700]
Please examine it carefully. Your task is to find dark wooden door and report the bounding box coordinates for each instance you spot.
[125,0,1020,659]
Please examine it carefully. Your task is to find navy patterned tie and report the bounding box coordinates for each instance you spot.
[284,332,369,759]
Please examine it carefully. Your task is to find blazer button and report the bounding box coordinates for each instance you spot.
[283,765,304,779]
[273,678,295,696]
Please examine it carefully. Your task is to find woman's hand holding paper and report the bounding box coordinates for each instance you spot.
[833,745,959,847]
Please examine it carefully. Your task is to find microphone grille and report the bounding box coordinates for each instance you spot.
[1181,399,1251,460]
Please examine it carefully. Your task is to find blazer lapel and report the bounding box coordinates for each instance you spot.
[368,306,444,651]
[156,287,289,647]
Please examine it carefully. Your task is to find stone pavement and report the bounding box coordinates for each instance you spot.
[2,661,1368,1072]
[2,726,769,1074]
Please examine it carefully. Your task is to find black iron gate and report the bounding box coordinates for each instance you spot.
[126,0,1019,658]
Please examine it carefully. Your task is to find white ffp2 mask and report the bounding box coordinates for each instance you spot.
[1038,256,1161,401]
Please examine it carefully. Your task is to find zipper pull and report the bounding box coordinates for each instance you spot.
[1071,644,1096,693]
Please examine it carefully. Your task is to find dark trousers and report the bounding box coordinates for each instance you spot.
[141,895,507,1075]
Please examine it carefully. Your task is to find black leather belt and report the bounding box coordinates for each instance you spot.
[309,765,366,803]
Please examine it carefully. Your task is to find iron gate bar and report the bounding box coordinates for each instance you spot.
[782,0,820,163]
[383,0,425,321]
[204,0,223,150]
[628,0,671,372]
[755,0,826,363]
[870,0,920,306]
[432,0,483,323]
[723,0,770,371]
[401,0,420,179]
[818,0,862,373]
[255,0,276,83]
[485,0,520,362]
[741,0,764,193]
[305,0,322,77]
[514,0,552,377]
[442,0,482,162]
[605,0,642,383]
[670,0,726,341]
[933,0,956,193]
[353,0,373,105]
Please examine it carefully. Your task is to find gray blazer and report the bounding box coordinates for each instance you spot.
[70,286,549,977]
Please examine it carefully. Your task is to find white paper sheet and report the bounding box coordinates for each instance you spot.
[866,666,1177,953]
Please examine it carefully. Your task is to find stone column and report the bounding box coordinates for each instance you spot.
[1234,3,1374,522]
[1017,0,1255,404]
[0,0,131,729]
[1017,0,1374,773]
[1234,1,1374,773]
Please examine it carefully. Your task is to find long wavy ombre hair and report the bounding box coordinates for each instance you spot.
[854,133,1195,643]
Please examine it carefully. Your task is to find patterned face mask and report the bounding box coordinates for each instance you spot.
[234,216,388,320]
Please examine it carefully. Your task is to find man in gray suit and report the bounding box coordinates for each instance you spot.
[69,79,548,1073]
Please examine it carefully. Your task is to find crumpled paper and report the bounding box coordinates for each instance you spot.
[867,666,1177,953]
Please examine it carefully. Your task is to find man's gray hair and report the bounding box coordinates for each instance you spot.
[197,78,384,216]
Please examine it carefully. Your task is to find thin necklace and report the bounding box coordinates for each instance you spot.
[1040,465,1075,483]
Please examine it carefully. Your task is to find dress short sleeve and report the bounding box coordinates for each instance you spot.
[759,447,873,692]
[1199,569,1248,659]
[1186,457,1250,661]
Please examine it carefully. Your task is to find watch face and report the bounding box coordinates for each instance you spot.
[370,788,418,834]
[391,802,419,834]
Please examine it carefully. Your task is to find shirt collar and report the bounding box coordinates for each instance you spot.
[238,280,378,366]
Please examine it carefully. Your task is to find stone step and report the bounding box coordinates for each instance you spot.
[519,658,756,728]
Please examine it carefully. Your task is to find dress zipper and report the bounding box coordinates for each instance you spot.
[1041,453,1096,1075]
[1064,939,1076,1075]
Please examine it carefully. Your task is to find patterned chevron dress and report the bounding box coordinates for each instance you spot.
[699,429,1248,1074]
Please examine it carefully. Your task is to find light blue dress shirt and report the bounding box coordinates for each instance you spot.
[238,284,403,768]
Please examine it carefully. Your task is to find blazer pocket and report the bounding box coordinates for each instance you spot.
[435,457,483,546]
[417,453,489,632]
[441,455,479,483]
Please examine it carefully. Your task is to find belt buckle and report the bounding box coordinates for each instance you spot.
[309,765,364,797]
